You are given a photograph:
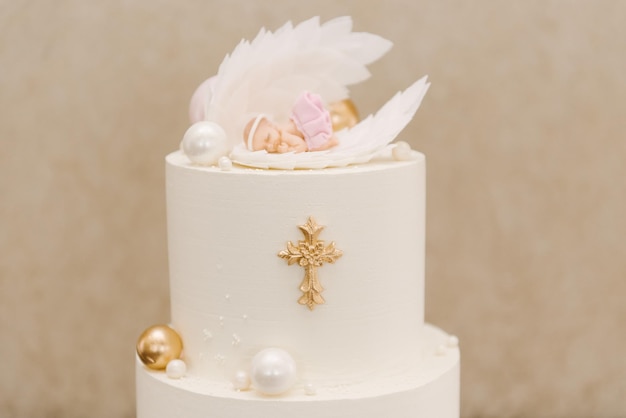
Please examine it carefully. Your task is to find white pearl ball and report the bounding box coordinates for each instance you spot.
[232,370,251,391]
[447,335,459,348]
[218,156,233,171]
[250,348,297,395]
[392,141,412,161]
[165,359,187,379]
[435,345,447,356]
[181,121,228,166]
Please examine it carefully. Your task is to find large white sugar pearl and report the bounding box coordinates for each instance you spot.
[250,348,297,395]
[165,359,187,379]
[181,121,228,166]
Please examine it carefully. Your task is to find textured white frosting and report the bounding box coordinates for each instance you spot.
[136,323,460,418]
[165,150,426,385]
[136,149,461,416]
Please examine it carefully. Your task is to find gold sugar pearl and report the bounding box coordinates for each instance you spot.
[329,99,359,132]
[136,325,183,370]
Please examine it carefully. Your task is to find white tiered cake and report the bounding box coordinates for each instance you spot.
[136,17,459,418]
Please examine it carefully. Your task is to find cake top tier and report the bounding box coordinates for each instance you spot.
[180,16,430,170]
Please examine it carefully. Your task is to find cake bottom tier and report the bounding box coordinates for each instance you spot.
[136,324,460,418]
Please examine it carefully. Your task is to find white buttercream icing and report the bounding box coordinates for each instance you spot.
[136,149,460,417]
[165,150,425,384]
[136,324,460,418]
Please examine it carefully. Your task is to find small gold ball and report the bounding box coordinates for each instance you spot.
[329,99,359,131]
[136,325,183,370]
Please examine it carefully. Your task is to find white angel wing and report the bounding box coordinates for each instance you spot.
[332,76,430,157]
[205,16,392,149]
[231,76,430,169]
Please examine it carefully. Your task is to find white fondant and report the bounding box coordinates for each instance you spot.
[165,150,425,384]
[136,324,460,418]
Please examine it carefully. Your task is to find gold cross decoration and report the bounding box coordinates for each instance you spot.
[278,217,343,310]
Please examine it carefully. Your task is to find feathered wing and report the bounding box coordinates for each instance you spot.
[332,76,430,157]
[205,16,392,149]
[230,76,431,169]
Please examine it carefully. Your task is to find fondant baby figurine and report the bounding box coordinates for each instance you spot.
[244,91,338,153]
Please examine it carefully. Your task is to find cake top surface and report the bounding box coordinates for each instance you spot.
[180,16,429,170]
[167,148,425,175]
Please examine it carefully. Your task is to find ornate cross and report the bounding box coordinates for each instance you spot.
[278,217,343,310]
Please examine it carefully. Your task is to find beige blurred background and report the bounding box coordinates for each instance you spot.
[1,0,625,417]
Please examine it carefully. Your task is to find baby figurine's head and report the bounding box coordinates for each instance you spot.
[244,115,281,152]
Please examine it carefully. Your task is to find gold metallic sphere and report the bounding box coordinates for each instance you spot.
[329,99,359,131]
[136,325,183,370]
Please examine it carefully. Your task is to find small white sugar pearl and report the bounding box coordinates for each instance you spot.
[303,382,317,396]
[435,345,447,356]
[166,359,187,379]
[232,370,251,391]
[447,335,459,348]
[392,141,412,161]
[218,156,233,171]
